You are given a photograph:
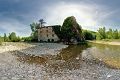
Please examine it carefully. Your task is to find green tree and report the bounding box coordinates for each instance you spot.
[30,22,39,41]
[106,28,113,39]
[96,27,106,40]
[113,29,119,39]
[4,33,10,42]
[22,36,32,42]
[39,19,46,27]
[30,22,39,32]
[16,36,21,42]
[4,33,7,42]
[0,36,4,45]
[61,16,82,43]
[9,32,17,42]
[30,19,46,41]
[83,30,96,40]
[119,31,120,39]
[52,25,62,41]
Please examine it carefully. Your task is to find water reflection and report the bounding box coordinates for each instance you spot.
[48,44,91,70]
[56,44,91,61]
[14,44,91,70]
[14,43,120,70]
[88,43,120,69]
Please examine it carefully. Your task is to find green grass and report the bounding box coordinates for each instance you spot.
[91,39,120,42]
[100,39,120,42]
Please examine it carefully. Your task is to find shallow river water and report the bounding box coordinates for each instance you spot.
[16,43,120,69]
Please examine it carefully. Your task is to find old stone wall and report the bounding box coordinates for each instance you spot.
[38,27,59,42]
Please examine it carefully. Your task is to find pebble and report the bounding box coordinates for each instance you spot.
[0,43,119,80]
[107,74,112,78]
[76,57,79,60]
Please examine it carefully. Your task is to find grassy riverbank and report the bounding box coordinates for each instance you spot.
[89,39,120,46]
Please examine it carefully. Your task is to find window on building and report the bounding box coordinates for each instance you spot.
[48,39,50,42]
[51,39,54,42]
[47,34,48,37]
[52,34,54,37]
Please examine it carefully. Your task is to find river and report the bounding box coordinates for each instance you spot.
[0,43,120,80]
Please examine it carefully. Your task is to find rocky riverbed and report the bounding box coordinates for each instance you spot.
[0,42,120,80]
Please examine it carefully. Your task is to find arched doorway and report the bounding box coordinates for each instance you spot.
[48,39,50,42]
[51,39,54,42]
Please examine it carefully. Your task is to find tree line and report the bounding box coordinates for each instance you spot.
[28,17,120,42]
[0,16,120,43]
[0,32,21,45]
[83,27,120,40]
[96,27,120,40]
[3,32,21,42]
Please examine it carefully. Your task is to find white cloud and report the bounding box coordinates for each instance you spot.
[41,2,116,31]
[0,1,118,37]
[0,19,31,37]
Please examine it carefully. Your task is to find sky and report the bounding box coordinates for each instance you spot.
[0,0,120,36]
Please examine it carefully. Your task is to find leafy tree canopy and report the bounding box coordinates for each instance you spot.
[61,16,82,42]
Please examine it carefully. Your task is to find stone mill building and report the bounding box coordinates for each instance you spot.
[38,25,60,42]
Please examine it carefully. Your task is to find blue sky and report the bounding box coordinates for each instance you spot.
[0,0,120,36]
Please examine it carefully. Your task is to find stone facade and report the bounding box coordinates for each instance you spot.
[38,26,60,42]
